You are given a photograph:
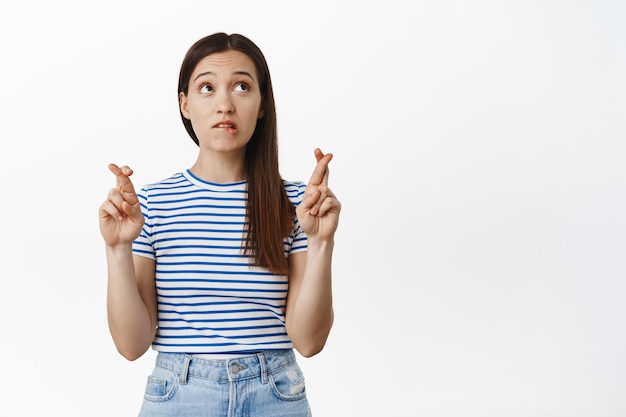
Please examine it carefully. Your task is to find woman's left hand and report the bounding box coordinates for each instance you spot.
[296,148,341,241]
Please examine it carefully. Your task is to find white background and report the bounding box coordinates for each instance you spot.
[0,1,624,416]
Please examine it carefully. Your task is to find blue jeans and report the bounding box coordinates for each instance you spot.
[137,349,312,417]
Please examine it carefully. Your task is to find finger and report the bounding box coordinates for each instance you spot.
[104,187,129,220]
[108,163,139,203]
[102,185,143,222]
[321,165,330,187]
[109,175,139,209]
[323,186,336,200]
[307,149,333,187]
[99,199,124,222]
[108,163,134,184]
[298,187,322,212]
[108,163,131,181]
[305,182,335,217]
[121,200,141,220]
[316,195,341,217]
[108,163,134,175]
[309,182,339,216]
[107,187,125,208]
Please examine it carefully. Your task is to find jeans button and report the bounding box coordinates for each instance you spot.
[231,363,247,374]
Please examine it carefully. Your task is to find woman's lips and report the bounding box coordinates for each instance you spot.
[214,121,238,134]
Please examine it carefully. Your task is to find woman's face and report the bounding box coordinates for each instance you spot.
[180,49,264,156]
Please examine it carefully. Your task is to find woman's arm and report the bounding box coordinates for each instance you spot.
[99,164,158,361]
[106,249,157,361]
[286,242,335,357]
[286,149,341,357]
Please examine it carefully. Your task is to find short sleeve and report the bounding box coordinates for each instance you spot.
[283,180,308,255]
[131,186,155,259]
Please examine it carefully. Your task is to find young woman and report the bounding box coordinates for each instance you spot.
[98,32,340,416]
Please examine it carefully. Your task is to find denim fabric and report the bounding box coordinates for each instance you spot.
[137,349,312,417]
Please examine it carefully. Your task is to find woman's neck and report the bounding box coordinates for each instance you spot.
[189,150,247,183]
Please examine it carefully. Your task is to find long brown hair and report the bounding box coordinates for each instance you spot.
[178,33,293,274]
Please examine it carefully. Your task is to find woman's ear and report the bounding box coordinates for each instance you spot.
[179,92,190,119]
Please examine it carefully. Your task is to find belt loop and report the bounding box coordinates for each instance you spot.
[258,352,268,384]
[180,354,192,385]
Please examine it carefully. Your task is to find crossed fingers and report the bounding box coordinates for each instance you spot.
[305,148,339,217]
[102,163,139,221]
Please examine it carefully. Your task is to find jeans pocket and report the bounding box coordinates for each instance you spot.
[269,362,307,401]
[143,367,179,402]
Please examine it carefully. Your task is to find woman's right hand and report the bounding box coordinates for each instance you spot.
[99,163,144,247]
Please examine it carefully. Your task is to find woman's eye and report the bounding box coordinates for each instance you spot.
[234,82,249,92]
[200,84,213,93]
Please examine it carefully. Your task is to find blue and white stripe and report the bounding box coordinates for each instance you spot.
[132,169,307,354]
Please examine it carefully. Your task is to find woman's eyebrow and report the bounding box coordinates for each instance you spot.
[233,71,255,81]
[193,71,214,83]
[193,70,255,83]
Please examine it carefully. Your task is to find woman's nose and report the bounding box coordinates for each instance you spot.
[216,91,235,114]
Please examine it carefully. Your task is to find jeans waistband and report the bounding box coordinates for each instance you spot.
[154,349,296,384]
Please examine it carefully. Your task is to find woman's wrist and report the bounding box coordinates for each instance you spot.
[305,236,335,252]
[105,242,134,257]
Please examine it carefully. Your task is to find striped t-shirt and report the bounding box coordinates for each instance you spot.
[132,169,308,354]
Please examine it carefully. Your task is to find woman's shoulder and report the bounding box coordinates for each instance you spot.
[282,179,306,205]
[138,172,187,194]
